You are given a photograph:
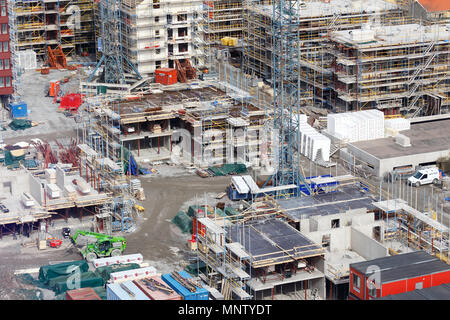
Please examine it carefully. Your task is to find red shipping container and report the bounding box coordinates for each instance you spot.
[155,68,177,85]
[133,276,182,300]
[65,288,101,300]
[349,252,450,300]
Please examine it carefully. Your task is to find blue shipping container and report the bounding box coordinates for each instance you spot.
[9,102,27,118]
[161,271,209,300]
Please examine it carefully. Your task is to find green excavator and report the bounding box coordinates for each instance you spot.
[72,230,127,262]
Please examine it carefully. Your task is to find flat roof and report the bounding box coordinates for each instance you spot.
[225,218,324,268]
[351,251,435,275]
[351,251,450,283]
[417,0,450,12]
[377,283,450,300]
[114,86,228,115]
[277,184,376,221]
[331,24,449,47]
[349,119,450,160]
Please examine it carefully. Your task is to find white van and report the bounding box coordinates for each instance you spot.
[408,167,441,187]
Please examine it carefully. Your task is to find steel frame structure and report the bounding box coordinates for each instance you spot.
[271,0,310,195]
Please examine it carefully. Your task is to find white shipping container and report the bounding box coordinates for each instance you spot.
[109,266,158,283]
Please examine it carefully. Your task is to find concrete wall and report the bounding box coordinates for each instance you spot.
[29,174,44,205]
[346,142,450,177]
[306,227,352,252]
[344,144,380,176]
[0,170,29,195]
[378,150,450,178]
[56,166,65,189]
[351,227,388,260]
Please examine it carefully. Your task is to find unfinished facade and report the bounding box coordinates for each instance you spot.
[11,0,95,58]
[120,0,202,76]
[242,0,405,109]
[329,23,450,116]
[193,204,326,300]
[82,80,269,169]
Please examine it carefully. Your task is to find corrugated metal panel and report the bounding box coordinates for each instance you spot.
[231,176,250,194]
[241,175,260,194]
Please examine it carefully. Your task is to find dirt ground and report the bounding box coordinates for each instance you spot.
[0,172,231,299]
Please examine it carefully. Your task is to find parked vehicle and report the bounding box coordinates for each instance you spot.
[408,167,441,187]
[72,230,126,262]
[62,227,71,239]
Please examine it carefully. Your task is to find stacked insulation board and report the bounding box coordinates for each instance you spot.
[327,110,384,142]
[384,118,411,132]
[299,122,331,162]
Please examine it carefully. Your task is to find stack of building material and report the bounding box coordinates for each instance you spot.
[109,266,157,284]
[153,124,162,133]
[92,254,144,268]
[327,110,384,142]
[44,169,56,184]
[64,184,77,199]
[130,179,141,193]
[299,122,331,162]
[46,183,61,199]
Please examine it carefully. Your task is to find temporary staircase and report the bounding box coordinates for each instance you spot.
[405,41,436,116]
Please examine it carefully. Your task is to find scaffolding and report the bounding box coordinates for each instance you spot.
[243,0,407,109]
[7,0,22,104]
[11,0,95,59]
[118,0,202,77]
[194,198,326,300]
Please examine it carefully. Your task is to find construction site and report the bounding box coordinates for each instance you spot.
[0,0,448,302]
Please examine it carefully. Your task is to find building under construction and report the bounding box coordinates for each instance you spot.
[329,23,450,116]
[11,0,95,58]
[80,77,270,169]
[193,200,327,300]
[118,0,202,77]
[242,0,406,109]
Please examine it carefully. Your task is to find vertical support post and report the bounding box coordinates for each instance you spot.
[79,207,83,222]
[65,208,69,222]
[305,280,308,301]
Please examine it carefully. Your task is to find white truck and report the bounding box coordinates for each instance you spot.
[408,167,441,187]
